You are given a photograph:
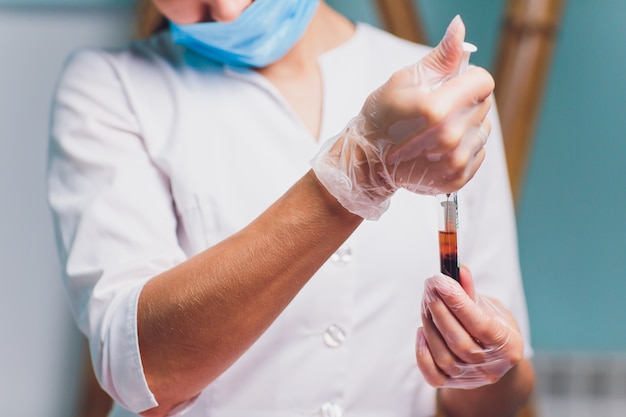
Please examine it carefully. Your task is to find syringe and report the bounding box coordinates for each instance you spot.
[437,42,476,282]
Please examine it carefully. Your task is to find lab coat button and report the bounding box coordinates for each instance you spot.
[320,402,343,417]
[323,324,347,348]
[330,246,352,265]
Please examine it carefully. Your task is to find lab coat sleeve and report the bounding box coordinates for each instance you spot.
[457,102,533,358]
[47,48,185,413]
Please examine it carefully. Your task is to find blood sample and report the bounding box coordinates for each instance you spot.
[438,193,460,282]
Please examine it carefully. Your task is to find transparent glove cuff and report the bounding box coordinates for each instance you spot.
[310,115,394,221]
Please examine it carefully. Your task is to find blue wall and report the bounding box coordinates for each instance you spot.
[327,0,626,352]
[518,1,626,351]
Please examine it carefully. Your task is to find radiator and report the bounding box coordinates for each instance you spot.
[533,352,626,416]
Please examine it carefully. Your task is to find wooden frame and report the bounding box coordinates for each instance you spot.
[373,0,426,44]
[493,0,567,205]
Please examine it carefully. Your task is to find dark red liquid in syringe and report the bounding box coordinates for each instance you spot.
[438,230,460,282]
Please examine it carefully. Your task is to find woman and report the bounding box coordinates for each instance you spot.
[48,1,534,416]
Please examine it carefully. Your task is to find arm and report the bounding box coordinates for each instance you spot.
[138,171,363,416]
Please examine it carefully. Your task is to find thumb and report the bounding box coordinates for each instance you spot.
[459,264,476,301]
[421,15,466,84]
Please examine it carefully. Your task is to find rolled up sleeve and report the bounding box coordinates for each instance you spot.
[48,48,185,413]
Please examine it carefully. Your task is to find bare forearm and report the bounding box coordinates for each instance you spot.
[438,358,535,417]
[138,170,362,416]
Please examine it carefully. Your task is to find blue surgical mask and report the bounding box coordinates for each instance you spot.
[170,0,320,68]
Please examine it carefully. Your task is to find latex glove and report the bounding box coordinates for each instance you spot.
[310,16,493,220]
[416,266,525,389]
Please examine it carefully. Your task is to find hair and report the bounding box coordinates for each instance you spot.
[134,0,169,38]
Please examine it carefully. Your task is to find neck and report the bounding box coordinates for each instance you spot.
[254,2,356,139]
[259,1,355,75]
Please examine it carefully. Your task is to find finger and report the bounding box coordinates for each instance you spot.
[377,67,493,154]
[422,307,467,375]
[420,15,466,84]
[435,277,512,348]
[425,282,486,364]
[427,67,495,121]
[460,120,491,181]
[416,327,449,387]
[459,121,490,180]
[459,264,476,300]
[390,96,491,167]
[476,120,491,146]
[390,72,492,158]
[421,116,489,192]
[454,147,485,191]
[430,96,492,153]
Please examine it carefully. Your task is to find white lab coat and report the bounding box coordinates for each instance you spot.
[48,23,531,417]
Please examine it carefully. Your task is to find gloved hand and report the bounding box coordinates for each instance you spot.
[310,15,493,220]
[416,266,525,389]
